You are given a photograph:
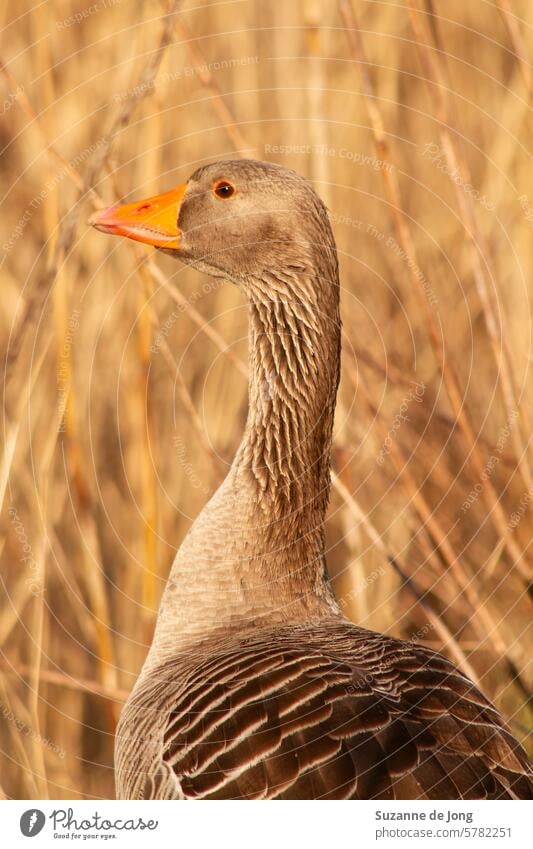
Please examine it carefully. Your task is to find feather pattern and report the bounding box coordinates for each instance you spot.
[116,622,532,799]
[95,160,532,800]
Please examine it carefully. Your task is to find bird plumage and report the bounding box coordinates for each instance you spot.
[116,622,532,799]
[90,159,532,800]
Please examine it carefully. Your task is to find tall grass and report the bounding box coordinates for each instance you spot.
[0,0,531,798]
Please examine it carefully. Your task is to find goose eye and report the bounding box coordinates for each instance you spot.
[213,180,235,199]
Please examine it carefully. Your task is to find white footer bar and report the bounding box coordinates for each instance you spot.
[2,799,530,848]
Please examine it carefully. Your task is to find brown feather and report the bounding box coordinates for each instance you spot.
[109,161,532,800]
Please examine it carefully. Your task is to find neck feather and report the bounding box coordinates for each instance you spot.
[151,245,341,657]
[235,273,340,517]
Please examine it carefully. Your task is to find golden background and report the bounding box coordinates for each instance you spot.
[0,0,531,798]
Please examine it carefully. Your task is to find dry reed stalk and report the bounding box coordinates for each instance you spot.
[1,67,244,611]
[305,0,331,205]
[25,531,48,799]
[132,108,160,623]
[446,15,530,227]
[82,0,182,190]
[136,266,158,621]
[46,523,104,650]
[412,0,533,504]
[42,381,118,698]
[353,370,529,694]
[52,267,117,697]
[343,350,517,465]
[0,575,35,650]
[135,50,175,624]
[339,0,531,585]
[1,192,118,713]
[0,60,86,195]
[1,0,182,386]
[146,258,248,378]
[0,340,51,796]
[0,66,247,429]
[1,5,185,722]
[28,387,117,693]
[4,0,251,398]
[350,346,413,388]
[484,538,507,581]
[1,40,241,684]
[0,423,18,514]
[0,323,52,559]
[0,659,129,703]
[497,0,533,95]
[36,6,116,721]
[424,2,532,441]
[174,17,254,157]
[2,1,531,794]
[388,556,482,687]
[331,472,480,683]
[153,322,223,471]
[13,412,51,798]
[0,682,40,798]
[403,514,453,591]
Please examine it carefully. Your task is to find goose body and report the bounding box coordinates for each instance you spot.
[90,160,532,800]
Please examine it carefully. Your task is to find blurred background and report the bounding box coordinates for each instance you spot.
[0,0,532,799]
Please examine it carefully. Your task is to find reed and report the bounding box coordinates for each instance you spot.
[0,0,531,798]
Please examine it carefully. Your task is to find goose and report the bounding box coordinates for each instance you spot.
[89,159,532,800]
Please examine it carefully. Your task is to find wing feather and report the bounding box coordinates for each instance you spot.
[115,622,533,800]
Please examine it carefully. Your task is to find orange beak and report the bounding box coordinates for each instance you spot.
[88,184,186,249]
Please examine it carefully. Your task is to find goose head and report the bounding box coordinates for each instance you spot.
[89,159,337,300]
